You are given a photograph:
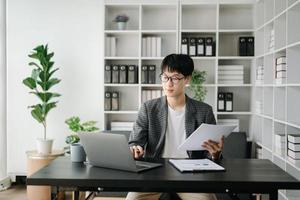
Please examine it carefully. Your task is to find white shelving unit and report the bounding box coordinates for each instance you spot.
[253,0,300,199]
[104,0,255,134]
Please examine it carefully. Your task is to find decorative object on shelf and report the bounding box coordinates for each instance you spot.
[65,116,99,162]
[22,44,61,155]
[113,14,129,30]
[188,69,207,102]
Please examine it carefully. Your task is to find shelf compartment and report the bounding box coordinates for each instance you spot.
[104,113,138,131]
[255,28,264,56]
[217,86,251,112]
[254,87,263,114]
[274,13,287,50]
[193,59,216,84]
[218,59,253,84]
[142,32,177,57]
[252,115,263,144]
[275,0,287,16]
[262,118,273,150]
[287,86,300,126]
[105,5,139,30]
[273,122,287,159]
[186,86,216,112]
[181,4,217,30]
[219,32,254,57]
[104,86,139,111]
[141,60,163,85]
[263,54,274,85]
[105,33,139,57]
[219,4,254,30]
[274,87,286,121]
[264,22,275,54]
[264,0,274,24]
[255,0,264,29]
[288,2,300,45]
[142,5,177,30]
[217,114,250,134]
[263,87,274,117]
[288,0,299,7]
[287,44,300,84]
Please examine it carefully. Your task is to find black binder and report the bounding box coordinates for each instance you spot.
[141,65,148,84]
[112,65,119,83]
[128,65,137,84]
[181,37,189,55]
[111,91,119,111]
[119,65,128,84]
[104,91,111,111]
[247,37,254,56]
[196,38,205,56]
[239,37,247,56]
[104,65,112,83]
[189,38,197,56]
[205,37,213,56]
[225,93,233,112]
[148,65,156,84]
[217,92,225,111]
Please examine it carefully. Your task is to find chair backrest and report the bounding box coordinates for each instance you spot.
[222,132,249,159]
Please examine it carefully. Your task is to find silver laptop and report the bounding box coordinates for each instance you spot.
[78,132,162,172]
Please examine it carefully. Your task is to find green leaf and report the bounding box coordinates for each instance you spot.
[65,134,80,144]
[29,62,42,70]
[23,77,36,89]
[31,105,44,123]
[31,69,40,81]
[31,92,61,103]
[45,102,57,116]
[45,78,61,91]
[48,68,59,80]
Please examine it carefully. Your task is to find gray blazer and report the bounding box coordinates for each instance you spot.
[129,95,216,159]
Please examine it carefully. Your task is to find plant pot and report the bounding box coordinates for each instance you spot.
[117,22,127,30]
[70,143,86,162]
[36,138,53,155]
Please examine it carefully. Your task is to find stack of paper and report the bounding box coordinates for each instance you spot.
[169,159,225,172]
[142,37,162,57]
[218,65,244,84]
[287,134,300,166]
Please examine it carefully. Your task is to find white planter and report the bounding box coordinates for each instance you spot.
[117,22,127,30]
[36,138,53,155]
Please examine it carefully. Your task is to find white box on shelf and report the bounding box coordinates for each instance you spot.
[218,65,244,71]
[218,70,244,75]
[288,142,300,152]
[288,134,300,143]
[217,119,239,132]
[156,37,161,57]
[276,64,287,71]
[276,71,286,78]
[110,37,116,57]
[146,37,151,57]
[276,56,286,65]
[142,38,147,57]
[288,156,300,166]
[275,77,286,85]
[288,149,300,159]
[275,134,285,143]
[151,37,157,57]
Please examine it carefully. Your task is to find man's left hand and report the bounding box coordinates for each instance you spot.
[202,135,225,160]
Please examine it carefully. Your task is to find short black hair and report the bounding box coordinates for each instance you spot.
[161,54,194,76]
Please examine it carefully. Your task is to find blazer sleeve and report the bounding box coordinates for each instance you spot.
[128,102,149,149]
[188,105,216,159]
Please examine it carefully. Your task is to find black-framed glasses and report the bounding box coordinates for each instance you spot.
[159,74,185,84]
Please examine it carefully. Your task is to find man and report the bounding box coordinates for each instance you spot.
[127,54,224,200]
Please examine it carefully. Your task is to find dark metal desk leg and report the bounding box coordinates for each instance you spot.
[74,190,80,200]
[269,190,278,200]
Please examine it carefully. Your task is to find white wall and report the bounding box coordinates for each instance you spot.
[0,0,7,180]
[7,0,104,175]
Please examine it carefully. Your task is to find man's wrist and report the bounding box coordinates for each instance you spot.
[211,152,222,161]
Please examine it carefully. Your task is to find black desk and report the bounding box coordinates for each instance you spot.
[27,157,300,200]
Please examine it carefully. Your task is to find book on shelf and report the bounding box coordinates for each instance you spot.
[156,37,161,57]
[288,149,300,159]
[189,37,196,56]
[181,37,188,55]
[143,37,162,57]
[219,65,244,71]
[218,70,244,75]
[112,65,119,83]
[142,89,163,103]
[276,64,286,71]
[128,65,138,84]
[105,65,112,83]
[288,134,300,143]
[104,91,112,111]
[111,91,119,111]
[217,119,239,132]
[218,65,244,84]
[146,37,151,57]
[247,37,254,56]
[151,37,157,57]
[142,38,147,57]
[196,37,205,56]
[105,37,111,56]
[276,71,286,79]
[287,156,300,166]
[119,65,128,84]
[110,36,116,57]
[275,134,285,144]
[288,142,300,152]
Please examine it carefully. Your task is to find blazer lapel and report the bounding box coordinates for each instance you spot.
[155,96,168,156]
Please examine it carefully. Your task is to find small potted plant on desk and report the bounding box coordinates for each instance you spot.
[65,116,99,162]
[113,14,129,30]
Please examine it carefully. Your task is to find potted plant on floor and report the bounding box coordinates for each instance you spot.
[23,44,61,155]
[65,116,99,162]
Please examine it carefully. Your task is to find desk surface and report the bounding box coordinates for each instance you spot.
[27,157,300,193]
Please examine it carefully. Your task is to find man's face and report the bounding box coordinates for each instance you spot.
[161,70,191,98]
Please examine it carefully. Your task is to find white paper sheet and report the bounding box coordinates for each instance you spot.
[178,123,236,151]
[169,159,225,172]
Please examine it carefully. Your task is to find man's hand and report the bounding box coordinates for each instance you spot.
[202,135,225,160]
[129,145,144,159]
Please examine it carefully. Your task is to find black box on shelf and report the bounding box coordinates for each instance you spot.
[196,37,205,56]
[205,37,213,56]
[104,65,112,83]
[148,65,156,84]
[189,38,197,56]
[104,91,111,111]
[217,92,225,111]
[141,65,148,84]
[247,37,254,56]
[239,37,247,56]
[119,65,128,84]
[181,37,189,55]
[111,91,119,111]
[128,65,138,84]
[225,92,233,112]
[112,65,119,83]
